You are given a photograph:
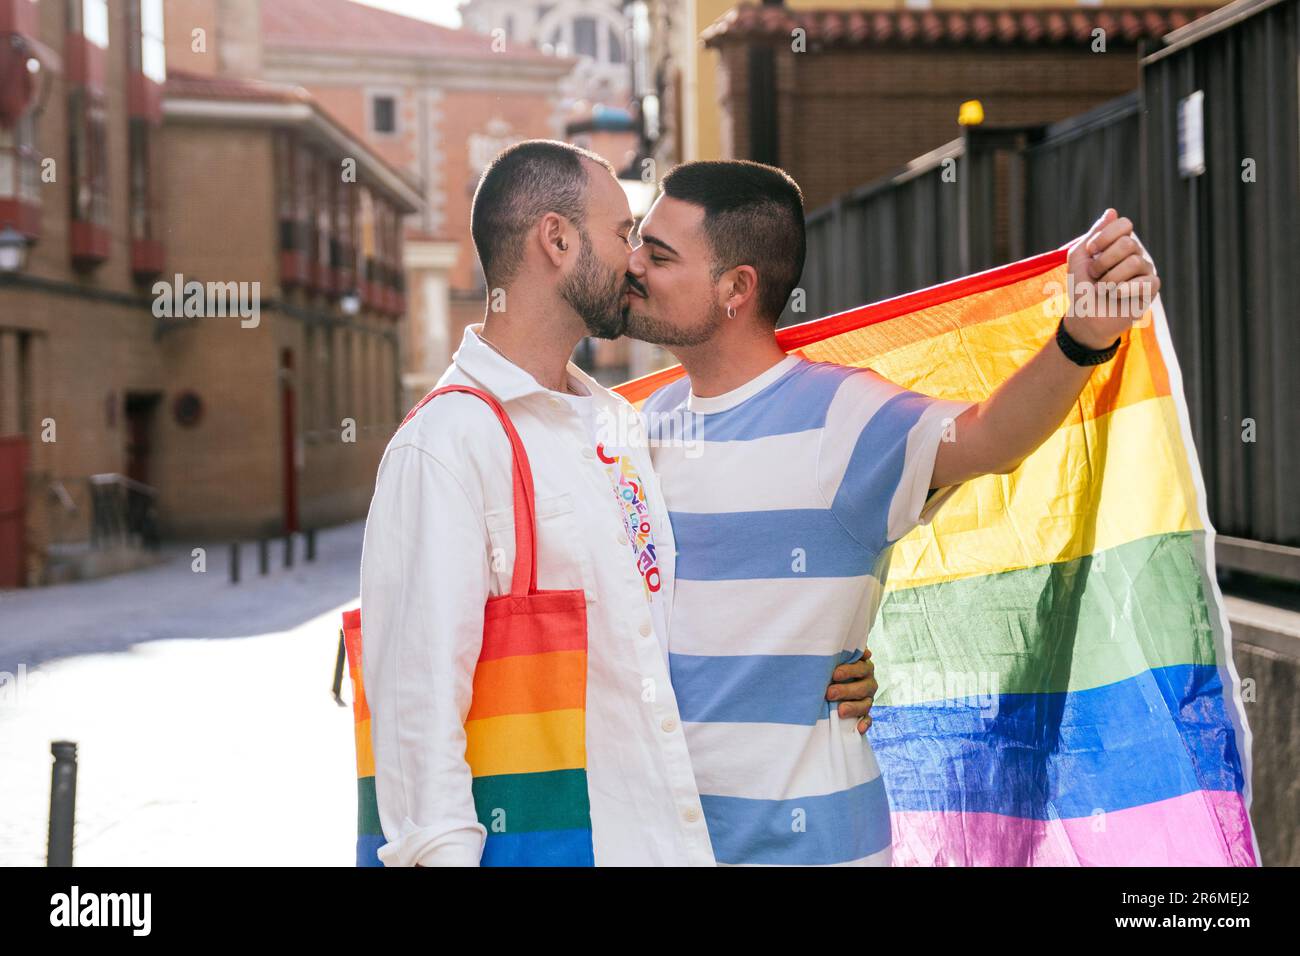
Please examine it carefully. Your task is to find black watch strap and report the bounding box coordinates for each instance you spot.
[1055,317,1120,366]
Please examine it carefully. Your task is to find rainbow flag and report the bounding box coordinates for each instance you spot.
[615,246,1259,866]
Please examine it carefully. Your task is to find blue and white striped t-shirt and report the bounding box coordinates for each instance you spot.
[643,354,975,866]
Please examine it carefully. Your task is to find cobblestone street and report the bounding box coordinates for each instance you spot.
[0,524,365,866]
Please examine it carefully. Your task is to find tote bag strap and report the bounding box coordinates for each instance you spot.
[399,384,538,597]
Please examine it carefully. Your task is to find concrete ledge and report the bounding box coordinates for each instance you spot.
[1217,536,1300,585]
[1224,594,1300,659]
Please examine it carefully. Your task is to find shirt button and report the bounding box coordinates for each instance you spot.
[638,622,651,637]
[682,807,701,823]
[617,532,629,546]
[661,717,677,733]
[581,447,595,459]
[550,397,565,409]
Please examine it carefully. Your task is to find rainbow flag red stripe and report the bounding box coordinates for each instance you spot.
[615,247,1259,866]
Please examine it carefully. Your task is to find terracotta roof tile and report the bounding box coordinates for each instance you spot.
[702,4,1219,48]
[261,0,555,62]
[163,70,312,103]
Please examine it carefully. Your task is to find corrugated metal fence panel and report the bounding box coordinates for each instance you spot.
[1143,0,1300,546]
[1024,93,1143,252]
[789,148,966,324]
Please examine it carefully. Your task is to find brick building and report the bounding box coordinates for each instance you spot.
[237,0,581,403]
[0,0,419,586]
[699,4,1218,209]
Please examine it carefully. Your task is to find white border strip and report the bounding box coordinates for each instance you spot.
[1149,294,1263,866]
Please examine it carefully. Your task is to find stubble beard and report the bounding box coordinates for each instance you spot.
[559,232,628,340]
[624,297,725,348]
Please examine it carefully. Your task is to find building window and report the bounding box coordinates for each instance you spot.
[0,112,41,238]
[69,0,109,49]
[370,94,396,135]
[126,0,165,83]
[68,88,108,227]
[141,0,164,82]
[608,26,624,65]
[316,159,334,292]
[573,17,598,58]
[127,120,160,251]
[67,0,111,264]
[126,0,165,277]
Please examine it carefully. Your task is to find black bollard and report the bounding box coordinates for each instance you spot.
[259,539,269,576]
[47,741,77,867]
[230,541,241,584]
[306,528,317,563]
[283,533,295,568]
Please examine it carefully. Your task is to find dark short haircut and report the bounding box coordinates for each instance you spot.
[660,160,805,323]
[470,139,615,288]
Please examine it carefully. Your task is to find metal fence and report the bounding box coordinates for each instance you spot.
[796,0,1298,547]
[1024,93,1143,254]
[794,140,970,325]
[1142,0,1300,547]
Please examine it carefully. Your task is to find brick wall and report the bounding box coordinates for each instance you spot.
[719,43,1142,210]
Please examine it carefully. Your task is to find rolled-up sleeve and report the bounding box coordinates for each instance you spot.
[359,442,490,867]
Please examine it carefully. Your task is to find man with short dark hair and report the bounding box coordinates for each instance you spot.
[624,159,1159,865]
[358,142,876,866]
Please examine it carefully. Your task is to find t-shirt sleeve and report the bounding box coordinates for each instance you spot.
[817,368,976,552]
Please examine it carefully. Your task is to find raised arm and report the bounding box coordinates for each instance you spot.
[931,209,1161,488]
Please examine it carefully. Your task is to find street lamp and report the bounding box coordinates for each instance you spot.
[0,226,31,273]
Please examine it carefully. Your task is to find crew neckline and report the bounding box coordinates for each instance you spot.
[686,354,803,415]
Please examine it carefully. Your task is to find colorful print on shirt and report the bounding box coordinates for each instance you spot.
[596,442,662,601]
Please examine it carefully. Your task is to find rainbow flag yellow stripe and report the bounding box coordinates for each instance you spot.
[615,247,1259,866]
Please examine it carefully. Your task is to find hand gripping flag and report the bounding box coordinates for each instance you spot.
[615,246,1260,866]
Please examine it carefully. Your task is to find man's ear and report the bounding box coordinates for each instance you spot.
[537,213,572,269]
[725,265,761,314]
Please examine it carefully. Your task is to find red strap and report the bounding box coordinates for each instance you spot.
[400,385,537,597]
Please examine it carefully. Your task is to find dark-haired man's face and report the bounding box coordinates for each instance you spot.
[558,162,638,340]
[624,196,726,347]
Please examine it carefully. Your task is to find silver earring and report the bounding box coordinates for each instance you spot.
[726,304,736,319]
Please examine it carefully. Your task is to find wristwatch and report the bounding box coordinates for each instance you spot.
[1055,317,1120,366]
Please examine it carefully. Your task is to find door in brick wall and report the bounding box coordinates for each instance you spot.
[0,434,27,588]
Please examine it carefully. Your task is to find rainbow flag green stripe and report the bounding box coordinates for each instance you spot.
[872,529,1219,705]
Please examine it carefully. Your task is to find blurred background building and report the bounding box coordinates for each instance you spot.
[0,0,420,587]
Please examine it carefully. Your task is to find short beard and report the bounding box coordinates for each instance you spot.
[558,230,627,340]
[624,297,725,347]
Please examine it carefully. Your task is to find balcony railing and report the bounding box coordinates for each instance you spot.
[88,473,159,550]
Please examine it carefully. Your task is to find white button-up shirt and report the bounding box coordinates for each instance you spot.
[359,324,714,866]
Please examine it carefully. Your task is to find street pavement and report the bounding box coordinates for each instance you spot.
[0,523,366,866]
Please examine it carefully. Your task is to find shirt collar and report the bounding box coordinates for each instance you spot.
[453,323,604,403]
[686,354,803,414]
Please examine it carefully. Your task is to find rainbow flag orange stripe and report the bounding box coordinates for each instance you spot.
[615,247,1259,866]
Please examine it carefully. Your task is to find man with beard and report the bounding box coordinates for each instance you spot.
[623,160,1159,865]
[358,141,877,866]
